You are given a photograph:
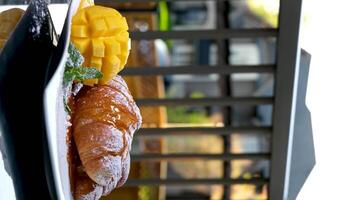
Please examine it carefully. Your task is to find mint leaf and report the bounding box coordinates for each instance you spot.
[66,67,103,82]
[63,43,103,114]
[66,43,84,68]
[64,43,103,85]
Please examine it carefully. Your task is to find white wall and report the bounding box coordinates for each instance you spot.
[298,0,356,199]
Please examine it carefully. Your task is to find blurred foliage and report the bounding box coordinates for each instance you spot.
[138,186,152,200]
[167,106,210,124]
[247,0,279,27]
[138,163,155,200]
[190,91,205,99]
[167,91,210,124]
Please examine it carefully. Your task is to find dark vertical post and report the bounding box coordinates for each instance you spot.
[216,1,232,199]
[269,0,303,199]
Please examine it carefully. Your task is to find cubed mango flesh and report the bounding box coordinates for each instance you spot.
[71,5,130,86]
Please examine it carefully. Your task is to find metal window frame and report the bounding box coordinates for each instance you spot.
[116,0,305,198]
[269,0,303,199]
[98,0,304,199]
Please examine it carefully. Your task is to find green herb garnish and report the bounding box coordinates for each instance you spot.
[64,66,103,84]
[66,43,84,69]
[64,43,103,85]
[63,43,103,113]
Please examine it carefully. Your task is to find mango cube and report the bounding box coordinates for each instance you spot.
[72,10,87,25]
[100,55,121,84]
[104,39,120,56]
[90,19,107,37]
[72,25,89,38]
[92,39,105,58]
[72,38,90,53]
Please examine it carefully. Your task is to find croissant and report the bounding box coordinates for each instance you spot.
[72,75,141,199]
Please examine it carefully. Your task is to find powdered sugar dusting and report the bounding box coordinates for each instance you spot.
[75,177,103,200]
[93,155,121,186]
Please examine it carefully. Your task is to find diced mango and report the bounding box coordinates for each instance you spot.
[72,10,87,25]
[72,25,89,38]
[100,55,120,84]
[91,39,105,57]
[105,17,121,34]
[72,38,90,53]
[71,5,130,85]
[119,41,129,67]
[115,30,129,43]
[118,17,129,31]
[104,39,120,56]
[105,9,121,18]
[90,18,107,37]
[83,78,98,86]
[85,6,104,21]
[90,57,103,70]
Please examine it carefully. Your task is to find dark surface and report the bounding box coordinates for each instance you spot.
[0,0,58,199]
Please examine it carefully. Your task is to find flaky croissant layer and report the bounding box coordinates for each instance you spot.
[72,76,141,199]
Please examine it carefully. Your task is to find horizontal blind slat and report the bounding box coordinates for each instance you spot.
[131,153,270,161]
[130,29,278,40]
[136,126,272,136]
[125,178,269,186]
[136,97,274,106]
[121,65,275,76]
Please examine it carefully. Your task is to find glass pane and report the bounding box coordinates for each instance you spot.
[125,38,275,68]
[229,38,277,65]
[139,105,224,126]
[134,104,272,127]
[100,0,280,31]
[126,39,218,67]
[231,134,270,153]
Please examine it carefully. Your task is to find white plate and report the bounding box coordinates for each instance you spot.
[43,1,80,199]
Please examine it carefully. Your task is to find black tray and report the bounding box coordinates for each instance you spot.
[0,0,61,199]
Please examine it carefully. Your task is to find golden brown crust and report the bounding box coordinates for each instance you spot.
[72,76,141,199]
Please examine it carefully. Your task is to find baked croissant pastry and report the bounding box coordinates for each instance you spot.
[73,75,141,199]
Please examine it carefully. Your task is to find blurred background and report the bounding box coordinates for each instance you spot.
[1,0,356,200]
[96,1,277,199]
[100,1,277,199]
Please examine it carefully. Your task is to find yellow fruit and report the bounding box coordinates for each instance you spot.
[71,38,90,53]
[72,10,87,25]
[83,57,102,86]
[104,39,120,55]
[100,55,121,85]
[91,39,105,57]
[71,5,130,85]
[78,0,94,10]
[71,25,89,38]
